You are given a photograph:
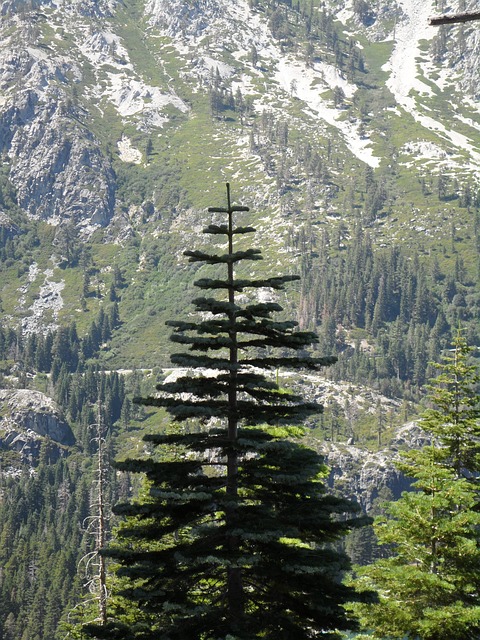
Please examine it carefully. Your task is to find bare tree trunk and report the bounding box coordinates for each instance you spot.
[429,11,480,26]
[208,183,250,626]
[97,411,108,625]
[225,183,244,624]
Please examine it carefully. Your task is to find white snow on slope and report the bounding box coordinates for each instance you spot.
[198,57,234,79]
[401,140,450,167]
[274,57,380,168]
[76,27,189,124]
[233,0,380,167]
[383,0,435,102]
[107,74,188,124]
[407,111,480,167]
[147,0,380,166]
[336,6,355,24]
[118,136,143,164]
[383,0,480,167]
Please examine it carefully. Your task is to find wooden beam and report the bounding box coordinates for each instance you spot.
[429,11,480,26]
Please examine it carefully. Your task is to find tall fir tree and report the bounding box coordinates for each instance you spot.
[85,184,370,640]
[349,331,480,640]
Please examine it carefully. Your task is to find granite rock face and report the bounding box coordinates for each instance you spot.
[324,441,409,513]
[323,422,429,512]
[0,389,75,464]
[0,7,116,234]
[0,89,116,232]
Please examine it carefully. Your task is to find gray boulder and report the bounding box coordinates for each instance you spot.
[0,389,75,464]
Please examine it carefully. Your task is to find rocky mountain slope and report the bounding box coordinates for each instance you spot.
[0,0,477,438]
[2,0,479,195]
[0,0,478,340]
[0,0,478,485]
[0,0,479,475]
[0,4,479,636]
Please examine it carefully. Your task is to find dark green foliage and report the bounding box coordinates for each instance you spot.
[89,427,367,640]
[353,0,376,25]
[0,303,121,375]
[86,184,370,639]
[296,222,480,397]
[420,333,480,476]
[0,356,132,640]
[59,366,125,451]
[0,458,116,640]
[349,332,480,639]
[208,68,237,119]
[55,222,81,268]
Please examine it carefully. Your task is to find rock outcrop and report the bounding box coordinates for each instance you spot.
[324,441,409,513]
[0,90,116,232]
[321,422,429,512]
[0,12,116,233]
[0,389,75,464]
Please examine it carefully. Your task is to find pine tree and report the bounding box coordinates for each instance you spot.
[421,332,480,477]
[84,184,370,640]
[349,331,480,640]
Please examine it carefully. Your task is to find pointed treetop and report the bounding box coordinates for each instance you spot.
[208,183,250,215]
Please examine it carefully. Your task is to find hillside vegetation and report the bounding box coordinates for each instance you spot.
[0,0,479,637]
[0,0,478,381]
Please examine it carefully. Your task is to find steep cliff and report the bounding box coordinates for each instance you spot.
[0,9,117,230]
[324,421,432,511]
[0,389,75,465]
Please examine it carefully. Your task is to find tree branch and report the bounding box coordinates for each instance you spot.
[429,11,480,26]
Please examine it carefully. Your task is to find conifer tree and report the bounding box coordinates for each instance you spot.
[349,331,480,640]
[85,184,369,639]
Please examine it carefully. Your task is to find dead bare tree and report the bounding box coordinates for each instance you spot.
[429,11,480,26]
[68,400,110,634]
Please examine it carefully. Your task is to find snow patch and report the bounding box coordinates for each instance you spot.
[77,30,131,69]
[382,0,436,101]
[455,113,480,129]
[409,112,480,168]
[106,73,189,125]
[196,56,234,79]
[21,265,65,335]
[402,140,448,162]
[117,136,143,164]
[274,57,380,168]
[382,0,480,168]
[335,6,355,25]
[231,73,256,95]
[144,0,379,166]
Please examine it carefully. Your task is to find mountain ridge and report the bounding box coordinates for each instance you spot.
[0,0,478,373]
[0,4,479,636]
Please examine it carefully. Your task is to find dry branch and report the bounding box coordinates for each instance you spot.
[429,11,480,26]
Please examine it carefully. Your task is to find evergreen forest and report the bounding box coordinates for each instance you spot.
[0,0,479,637]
